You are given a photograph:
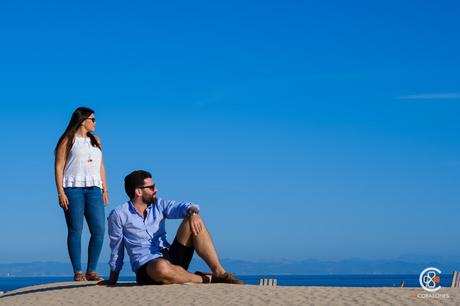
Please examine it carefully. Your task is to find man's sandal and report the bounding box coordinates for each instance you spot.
[211,272,244,284]
[74,272,87,281]
[195,271,244,284]
[195,271,212,283]
[85,271,104,281]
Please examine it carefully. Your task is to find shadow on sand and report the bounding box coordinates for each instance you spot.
[0,282,138,299]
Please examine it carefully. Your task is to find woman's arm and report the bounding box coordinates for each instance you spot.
[95,135,109,206]
[100,156,109,206]
[54,138,69,210]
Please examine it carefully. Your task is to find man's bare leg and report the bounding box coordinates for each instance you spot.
[146,217,227,284]
[146,259,203,284]
[175,216,226,276]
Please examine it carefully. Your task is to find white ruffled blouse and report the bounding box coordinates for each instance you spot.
[63,137,103,188]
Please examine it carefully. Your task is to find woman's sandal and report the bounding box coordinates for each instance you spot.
[74,272,87,281]
[85,271,104,281]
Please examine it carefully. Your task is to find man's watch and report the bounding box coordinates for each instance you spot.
[187,207,199,217]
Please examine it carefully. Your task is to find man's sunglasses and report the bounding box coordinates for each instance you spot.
[138,185,155,191]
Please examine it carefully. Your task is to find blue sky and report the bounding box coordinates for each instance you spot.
[0,1,459,265]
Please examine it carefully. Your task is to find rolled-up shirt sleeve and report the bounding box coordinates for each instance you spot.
[108,209,125,272]
[161,198,200,219]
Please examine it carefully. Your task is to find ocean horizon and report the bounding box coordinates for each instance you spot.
[0,274,452,292]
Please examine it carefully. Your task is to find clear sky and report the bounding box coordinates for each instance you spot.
[0,1,459,265]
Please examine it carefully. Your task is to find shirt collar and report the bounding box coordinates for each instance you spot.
[128,200,152,217]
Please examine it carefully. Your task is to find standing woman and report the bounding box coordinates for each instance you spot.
[54,107,109,281]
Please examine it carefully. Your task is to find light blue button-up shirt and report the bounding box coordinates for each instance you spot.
[108,198,198,273]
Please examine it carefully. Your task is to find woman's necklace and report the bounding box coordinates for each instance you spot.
[87,139,93,163]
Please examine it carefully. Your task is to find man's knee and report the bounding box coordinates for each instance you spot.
[182,216,192,226]
[147,259,173,282]
[180,216,208,236]
[183,215,207,227]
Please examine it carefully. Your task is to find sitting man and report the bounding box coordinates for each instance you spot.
[100,170,243,285]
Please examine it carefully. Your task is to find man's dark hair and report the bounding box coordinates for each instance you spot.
[124,170,152,199]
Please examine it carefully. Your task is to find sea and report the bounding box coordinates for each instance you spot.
[0,274,452,292]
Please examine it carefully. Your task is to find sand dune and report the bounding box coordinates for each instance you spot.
[0,281,457,305]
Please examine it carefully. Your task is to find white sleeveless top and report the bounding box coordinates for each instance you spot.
[63,137,103,188]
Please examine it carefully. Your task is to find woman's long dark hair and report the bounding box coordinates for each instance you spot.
[54,107,102,159]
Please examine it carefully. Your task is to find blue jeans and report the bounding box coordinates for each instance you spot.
[64,187,105,273]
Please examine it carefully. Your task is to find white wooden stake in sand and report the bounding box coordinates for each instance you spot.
[259,278,277,286]
[451,271,460,288]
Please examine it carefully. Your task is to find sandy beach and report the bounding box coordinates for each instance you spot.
[0,281,457,306]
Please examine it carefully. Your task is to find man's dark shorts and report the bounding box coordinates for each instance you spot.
[136,238,194,285]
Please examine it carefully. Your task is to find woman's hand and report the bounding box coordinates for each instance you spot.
[58,193,69,211]
[102,190,109,207]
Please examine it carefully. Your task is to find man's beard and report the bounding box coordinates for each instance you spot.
[141,194,156,206]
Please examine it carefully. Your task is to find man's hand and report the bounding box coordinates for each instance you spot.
[97,279,116,286]
[190,214,204,236]
[97,271,119,286]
